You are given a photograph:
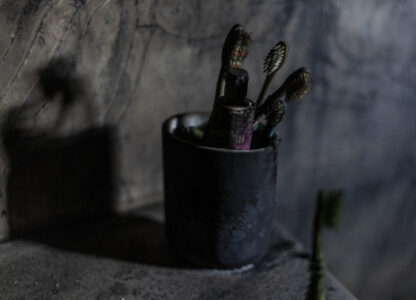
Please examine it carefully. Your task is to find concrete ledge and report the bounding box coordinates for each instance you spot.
[0,203,356,299]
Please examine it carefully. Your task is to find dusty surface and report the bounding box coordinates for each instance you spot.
[0,203,355,300]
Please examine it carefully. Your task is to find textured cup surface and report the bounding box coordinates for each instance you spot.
[162,112,279,268]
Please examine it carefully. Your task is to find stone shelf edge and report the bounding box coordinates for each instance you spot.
[0,203,356,300]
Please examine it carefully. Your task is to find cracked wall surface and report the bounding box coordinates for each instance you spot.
[0,0,415,299]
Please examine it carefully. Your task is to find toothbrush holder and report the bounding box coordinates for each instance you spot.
[162,112,279,269]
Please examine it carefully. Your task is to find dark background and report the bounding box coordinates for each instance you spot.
[0,1,415,299]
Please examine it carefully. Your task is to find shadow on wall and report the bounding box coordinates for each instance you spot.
[2,57,117,236]
[1,57,179,268]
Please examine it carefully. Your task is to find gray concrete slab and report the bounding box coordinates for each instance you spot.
[0,203,355,300]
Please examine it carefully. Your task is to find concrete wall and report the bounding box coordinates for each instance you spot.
[0,0,415,299]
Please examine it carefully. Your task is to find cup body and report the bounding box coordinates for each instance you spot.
[162,112,279,268]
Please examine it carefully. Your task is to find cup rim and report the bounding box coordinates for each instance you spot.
[163,112,279,154]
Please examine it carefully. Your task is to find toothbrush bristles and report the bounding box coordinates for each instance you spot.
[266,98,286,124]
[285,67,312,103]
[263,41,288,75]
[227,25,251,68]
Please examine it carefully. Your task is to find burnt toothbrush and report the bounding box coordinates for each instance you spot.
[254,67,311,125]
[204,24,252,145]
[251,98,285,147]
[285,67,312,103]
[215,24,251,100]
[263,98,286,138]
[222,68,249,106]
[256,41,288,108]
[204,68,254,149]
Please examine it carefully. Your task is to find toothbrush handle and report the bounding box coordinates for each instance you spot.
[264,122,277,139]
[254,86,284,123]
[256,74,273,107]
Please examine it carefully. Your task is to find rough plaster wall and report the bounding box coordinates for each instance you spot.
[0,0,304,238]
[0,0,415,299]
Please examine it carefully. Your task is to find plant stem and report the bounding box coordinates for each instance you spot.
[309,197,325,300]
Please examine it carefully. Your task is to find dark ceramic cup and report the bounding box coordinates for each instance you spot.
[162,112,279,269]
